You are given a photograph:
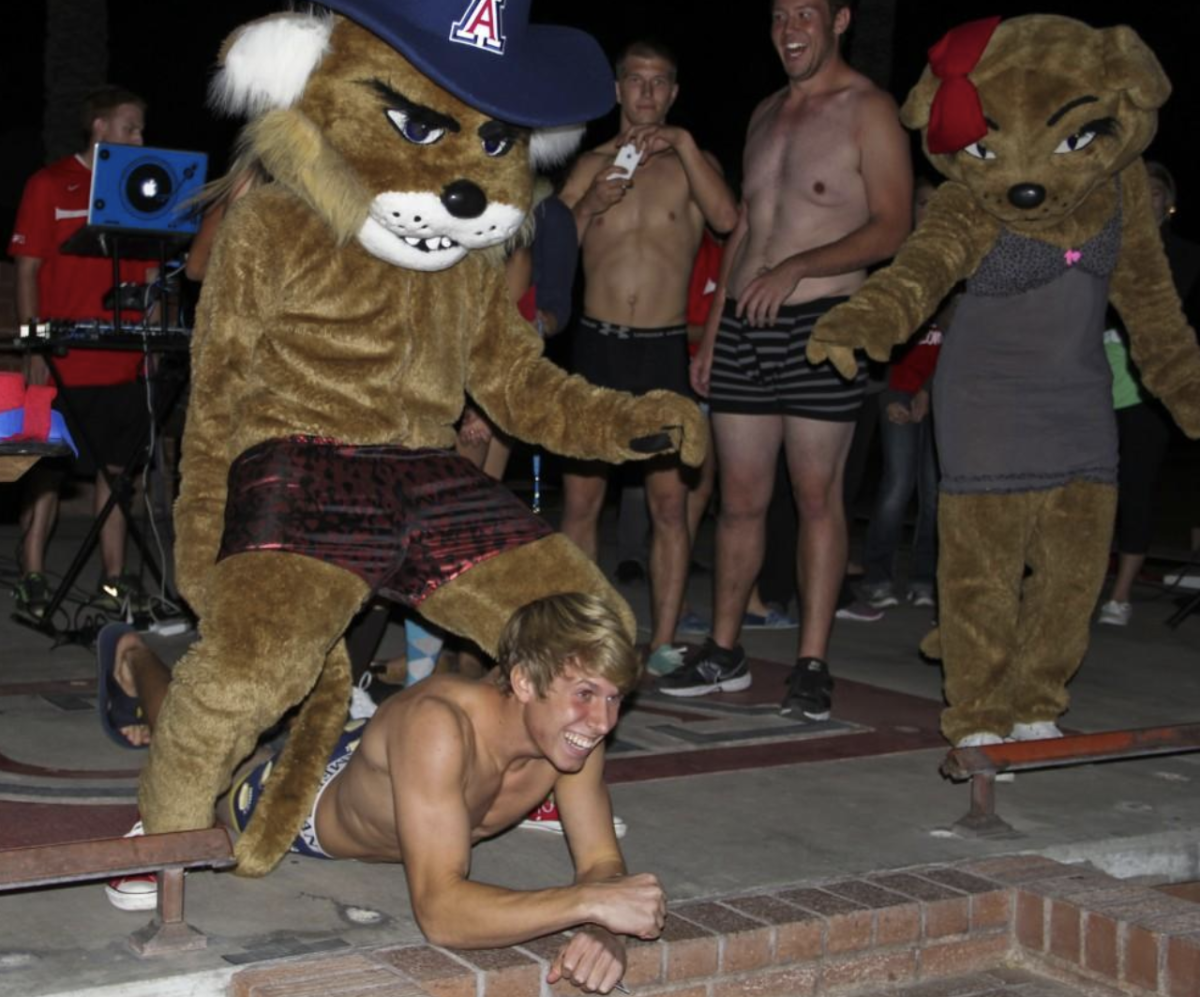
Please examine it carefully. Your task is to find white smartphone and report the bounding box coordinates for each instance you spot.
[608,142,643,180]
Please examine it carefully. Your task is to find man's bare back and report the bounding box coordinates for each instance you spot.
[313,674,560,861]
[569,142,708,328]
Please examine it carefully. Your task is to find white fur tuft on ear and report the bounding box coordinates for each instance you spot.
[209,11,334,118]
[530,125,586,170]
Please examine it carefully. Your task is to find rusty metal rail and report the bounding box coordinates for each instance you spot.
[941,724,1200,836]
[0,827,235,955]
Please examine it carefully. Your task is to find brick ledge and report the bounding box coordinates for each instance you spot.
[228,855,1200,997]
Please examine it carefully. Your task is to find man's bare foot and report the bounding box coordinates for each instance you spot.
[96,622,150,750]
[112,632,150,747]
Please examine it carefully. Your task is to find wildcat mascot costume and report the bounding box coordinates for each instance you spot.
[807,15,1200,746]
[139,0,705,874]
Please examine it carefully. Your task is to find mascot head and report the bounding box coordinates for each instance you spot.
[210,0,612,270]
[901,14,1170,230]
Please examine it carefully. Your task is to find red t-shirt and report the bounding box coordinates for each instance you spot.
[888,324,943,394]
[685,232,723,357]
[9,154,154,386]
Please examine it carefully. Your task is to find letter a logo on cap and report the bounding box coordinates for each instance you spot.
[450,0,506,56]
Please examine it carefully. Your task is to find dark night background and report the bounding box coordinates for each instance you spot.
[1,1,1196,240]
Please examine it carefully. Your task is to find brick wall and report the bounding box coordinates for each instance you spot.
[226,856,1200,997]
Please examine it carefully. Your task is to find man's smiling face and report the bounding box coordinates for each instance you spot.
[520,664,623,773]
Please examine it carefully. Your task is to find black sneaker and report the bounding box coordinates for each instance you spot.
[780,657,833,720]
[13,571,50,619]
[656,638,750,697]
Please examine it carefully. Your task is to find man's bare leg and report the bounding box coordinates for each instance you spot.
[783,416,855,661]
[561,464,610,561]
[644,461,691,648]
[710,412,785,651]
[20,466,62,574]
[110,631,172,746]
[96,466,128,579]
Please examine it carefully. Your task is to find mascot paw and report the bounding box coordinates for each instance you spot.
[806,340,860,382]
[624,391,708,468]
[918,626,942,662]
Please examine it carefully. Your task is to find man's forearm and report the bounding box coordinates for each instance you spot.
[14,258,41,325]
[413,878,604,950]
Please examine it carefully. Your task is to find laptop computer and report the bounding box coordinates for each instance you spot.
[87,142,209,237]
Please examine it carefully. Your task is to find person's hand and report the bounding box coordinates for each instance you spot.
[622,122,685,158]
[885,402,911,425]
[457,408,492,446]
[910,389,930,423]
[736,260,803,328]
[548,926,627,994]
[690,338,714,398]
[580,170,632,219]
[587,872,667,940]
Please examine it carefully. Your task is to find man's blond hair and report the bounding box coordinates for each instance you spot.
[496,593,641,697]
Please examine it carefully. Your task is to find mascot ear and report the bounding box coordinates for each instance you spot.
[210,11,334,117]
[1101,25,1171,111]
[530,124,586,171]
[900,67,938,132]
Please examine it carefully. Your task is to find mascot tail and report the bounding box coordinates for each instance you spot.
[233,640,352,877]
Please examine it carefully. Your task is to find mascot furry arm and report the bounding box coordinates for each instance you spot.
[805,14,1200,439]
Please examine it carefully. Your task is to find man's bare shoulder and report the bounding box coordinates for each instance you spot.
[370,676,491,757]
[749,88,788,127]
[562,144,618,201]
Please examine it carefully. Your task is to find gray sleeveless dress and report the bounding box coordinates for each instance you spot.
[933,204,1122,494]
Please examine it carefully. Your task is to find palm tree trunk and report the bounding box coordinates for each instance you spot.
[44,0,108,161]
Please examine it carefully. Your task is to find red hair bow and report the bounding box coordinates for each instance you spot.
[926,16,1001,155]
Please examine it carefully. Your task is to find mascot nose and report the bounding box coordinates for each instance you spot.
[442,180,488,219]
[1008,183,1046,209]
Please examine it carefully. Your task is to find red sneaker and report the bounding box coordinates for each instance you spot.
[105,819,158,911]
[518,797,627,839]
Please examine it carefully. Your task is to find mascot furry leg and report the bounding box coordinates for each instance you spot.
[938,482,1116,745]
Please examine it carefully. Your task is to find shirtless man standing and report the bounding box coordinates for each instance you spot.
[559,40,738,676]
[98,594,664,993]
[668,0,911,715]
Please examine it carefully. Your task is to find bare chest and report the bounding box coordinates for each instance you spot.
[586,155,699,245]
[743,98,861,208]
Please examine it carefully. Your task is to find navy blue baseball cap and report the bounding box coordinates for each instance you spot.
[321,0,615,127]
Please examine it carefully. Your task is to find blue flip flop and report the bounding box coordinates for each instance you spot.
[96,621,147,750]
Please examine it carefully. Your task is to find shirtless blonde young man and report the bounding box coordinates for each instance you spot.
[668,0,911,713]
[559,40,738,675]
[97,594,665,994]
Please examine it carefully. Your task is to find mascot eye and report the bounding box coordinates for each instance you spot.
[962,140,996,161]
[1054,129,1097,154]
[481,134,514,158]
[387,110,446,146]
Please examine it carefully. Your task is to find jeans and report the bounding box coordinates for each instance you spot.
[863,390,939,588]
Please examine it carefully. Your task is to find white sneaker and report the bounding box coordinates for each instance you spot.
[955,732,1005,748]
[105,820,159,912]
[1009,721,1064,741]
[1098,600,1132,626]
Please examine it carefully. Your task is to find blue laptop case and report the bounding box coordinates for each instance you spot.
[87,143,209,236]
